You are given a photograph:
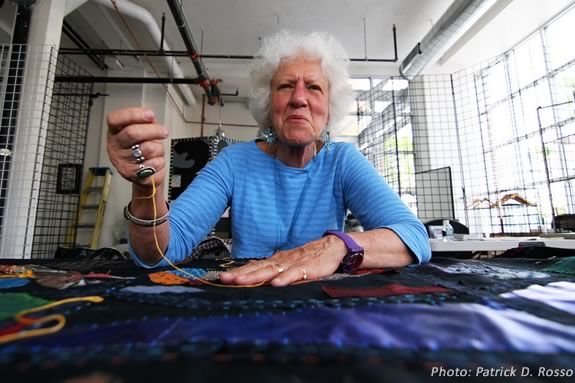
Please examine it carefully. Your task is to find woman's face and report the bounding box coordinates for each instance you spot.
[270,56,330,146]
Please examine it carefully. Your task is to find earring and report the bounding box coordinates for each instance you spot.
[260,127,277,144]
[321,129,332,152]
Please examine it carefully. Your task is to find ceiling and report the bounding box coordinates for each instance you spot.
[63,0,452,102]
[60,0,574,103]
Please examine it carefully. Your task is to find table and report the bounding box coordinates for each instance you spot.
[541,233,575,239]
[1,250,575,382]
[430,237,575,252]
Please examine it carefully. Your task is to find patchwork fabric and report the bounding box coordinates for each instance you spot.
[148,271,190,285]
[429,260,551,280]
[543,257,575,275]
[0,255,574,382]
[35,272,87,290]
[501,281,575,315]
[7,303,575,354]
[321,283,450,298]
[0,322,24,336]
[120,285,204,294]
[0,293,51,321]
[187,236,231,260]
[148,268,218,285]
[0,278,29,289]
[0,265,34,279]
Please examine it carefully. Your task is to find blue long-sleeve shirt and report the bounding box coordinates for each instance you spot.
[131,141,431,267]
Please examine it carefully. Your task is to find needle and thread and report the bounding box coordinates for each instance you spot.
[111,1,265,287]
[135,176,265,288]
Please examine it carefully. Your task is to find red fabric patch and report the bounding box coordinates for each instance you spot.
[84,272,116,279]
[322,283,450,298]
[0,322,24,336]
[350,268,399,276]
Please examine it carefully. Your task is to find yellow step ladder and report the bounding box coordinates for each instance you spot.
[67,167,112,249]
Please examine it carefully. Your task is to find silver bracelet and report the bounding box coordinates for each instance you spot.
[123,201,170,227]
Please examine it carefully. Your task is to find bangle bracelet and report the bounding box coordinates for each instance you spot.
[123,201,170,227]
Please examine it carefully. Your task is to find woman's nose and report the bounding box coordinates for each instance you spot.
[288,80,308,107]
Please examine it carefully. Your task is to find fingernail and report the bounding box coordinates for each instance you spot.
[143,109,155,121]
[271,279,283,287]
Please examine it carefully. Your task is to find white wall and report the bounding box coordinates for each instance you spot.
[183,100,259,140]
[96,70,145,248]
[83,84,106,168]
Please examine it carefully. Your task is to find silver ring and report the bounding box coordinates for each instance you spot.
[299,267,308,280]
[136,156,145,163]
[131,144,143,159]
[136,164,156,178]
[272,264,284,274]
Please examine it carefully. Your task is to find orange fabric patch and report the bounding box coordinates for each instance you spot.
[148,271,190,285]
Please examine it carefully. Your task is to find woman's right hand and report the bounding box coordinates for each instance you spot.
[106,107,170,186]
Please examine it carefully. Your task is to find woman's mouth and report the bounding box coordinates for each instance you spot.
[287,115,308,122]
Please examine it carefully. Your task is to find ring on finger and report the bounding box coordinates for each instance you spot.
[136,164,156,178]
[272,264,284,274]
[131,144,143,159]
[299,267,308,280]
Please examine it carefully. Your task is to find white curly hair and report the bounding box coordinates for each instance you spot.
[248,30,353,139]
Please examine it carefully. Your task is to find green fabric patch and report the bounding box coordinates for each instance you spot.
[543,257,575,275]
[0,293,51,321]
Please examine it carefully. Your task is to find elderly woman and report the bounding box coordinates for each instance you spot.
[107,31,431,286]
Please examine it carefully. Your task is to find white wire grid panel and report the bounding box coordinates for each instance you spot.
[0,44,91,259]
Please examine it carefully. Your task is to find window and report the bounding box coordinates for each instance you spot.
[348,4,575,235]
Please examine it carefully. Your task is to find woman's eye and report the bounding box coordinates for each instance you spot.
[308,84,323,92]
[278,84,292,90]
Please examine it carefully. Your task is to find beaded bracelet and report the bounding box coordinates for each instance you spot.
[123,201,170,227]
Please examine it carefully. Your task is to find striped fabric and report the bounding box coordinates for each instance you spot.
[132,141,430,267]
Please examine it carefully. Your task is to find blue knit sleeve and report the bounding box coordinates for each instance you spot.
[339,144,431,264]
[130,147,234,267]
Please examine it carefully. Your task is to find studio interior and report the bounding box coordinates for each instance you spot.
[0,1,574,382]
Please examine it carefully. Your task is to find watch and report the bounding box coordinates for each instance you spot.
[323,230,364,273]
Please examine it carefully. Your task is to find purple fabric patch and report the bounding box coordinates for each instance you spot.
[13,303,575,354]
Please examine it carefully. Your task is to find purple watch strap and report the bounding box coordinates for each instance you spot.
[323,230,365,273]
[323,230,363,253]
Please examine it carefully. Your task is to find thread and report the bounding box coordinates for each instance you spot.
[138,176,264,288]
[0,296,103,344]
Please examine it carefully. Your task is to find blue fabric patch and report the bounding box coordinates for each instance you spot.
[172,268,207,279]
[120,285,204,294]
[0,278,30,289]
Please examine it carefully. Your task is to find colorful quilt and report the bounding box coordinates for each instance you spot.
[1,251,574,382]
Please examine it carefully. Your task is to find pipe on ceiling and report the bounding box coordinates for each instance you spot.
[166,0,220,105]
[399,0,497,79]
[59,23,399,63]
[54,75,200,84]
[62,20,107,70]
[65,0,197,106]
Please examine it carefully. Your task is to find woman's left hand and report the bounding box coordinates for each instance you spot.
[218,236,348,286]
